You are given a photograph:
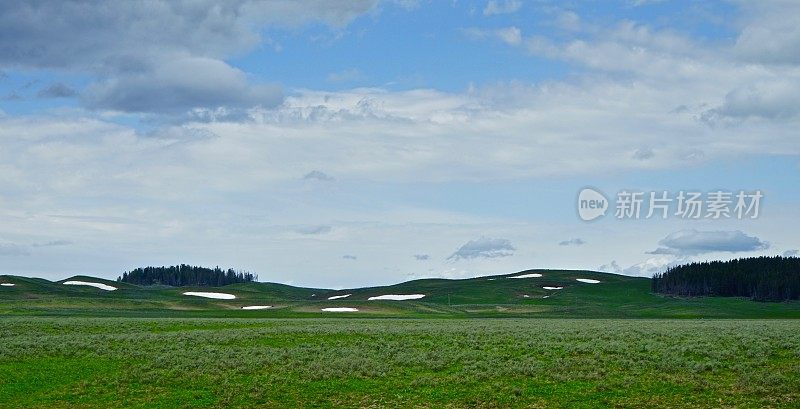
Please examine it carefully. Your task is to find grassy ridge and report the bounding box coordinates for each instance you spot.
[0,318,797,408]
[2,270,800,318]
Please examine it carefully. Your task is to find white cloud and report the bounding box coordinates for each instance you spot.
[558,238,586,246]
[483,0,521,16]
[303,170,335,182]
[702,78,800,122]
[463,26,521,46]
[622,255,688,277]
[448,237,515,260]
[648,229,769,256]
[597,260,622,274]
[0,1,376,115]
[83,57,283,113]
[734,1,800,65]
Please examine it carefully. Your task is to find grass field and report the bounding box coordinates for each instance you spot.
[1,318,798,408]
[2,270,799,407]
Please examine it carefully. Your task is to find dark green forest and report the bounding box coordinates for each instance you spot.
[652,256,800,301]
[118,265,257,287]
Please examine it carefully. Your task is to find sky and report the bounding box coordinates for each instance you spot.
[0,0,798,288]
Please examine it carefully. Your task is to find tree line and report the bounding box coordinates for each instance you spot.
[118,264,258,287]
[652,256,800,302]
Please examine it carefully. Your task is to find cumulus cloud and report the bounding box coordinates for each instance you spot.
[463,26,521,46]
[648,229,769,256]
[413,254,430,260]
[632,148,655,160]
[734,1,800,65]
[0,1,376,70]
[599,256,689,277]
[37,83,77,98]
[622,255,689,277]
[83,57,282,114]
[295,225,332,235]
[447,237,515,261]
[597,260,622,274]
[483,0,521,16]
[702,80,800,122]
[558,238,586,246]
[0,1,376,115]
[303,170,335,182]
[783,249,799,257]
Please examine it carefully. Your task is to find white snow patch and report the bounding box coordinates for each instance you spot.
[543,295,550,299]
[241,305,272,310]
[522,294,530,298]
[576,278,601,284]
[368,294,425,301]
[1,283,15,287]
[487,278,496,281]
[327,294,351,300]
[543,286,563,290]
[182,291,236,299]
[508,273,543,279]
[63,281,117,291]
[321,307,359,312]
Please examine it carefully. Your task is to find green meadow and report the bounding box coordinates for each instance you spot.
[1,318,798,408]
[1,270,799,407]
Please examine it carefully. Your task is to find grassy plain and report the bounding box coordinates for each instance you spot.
[2,270,799,407]
[1,318,798,408]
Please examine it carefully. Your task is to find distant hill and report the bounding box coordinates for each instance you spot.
[652,256,800,301]
[118,264,257,287]
[3,269,800,318]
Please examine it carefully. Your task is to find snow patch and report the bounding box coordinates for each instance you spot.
[63,281,116,291]
[327,294,351,300]
[576,278,601,284]
[508,273,542,279]
[542,286,563,290]
[368,294,425,301]
[241,305,271,310]
[1,283,15,287]
[182,291,236,299]
[522,294,530,298]
[543,295,550,299]
[321,307,359,312]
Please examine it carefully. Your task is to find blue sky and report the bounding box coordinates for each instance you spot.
[0,0,798,287]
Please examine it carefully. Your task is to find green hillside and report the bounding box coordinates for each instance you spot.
[2,270,799,318]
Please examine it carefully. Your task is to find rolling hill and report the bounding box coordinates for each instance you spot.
[2,269,799,318]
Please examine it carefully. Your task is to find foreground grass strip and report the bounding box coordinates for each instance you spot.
[0,318,798,408]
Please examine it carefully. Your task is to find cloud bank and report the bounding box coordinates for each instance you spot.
[448,237,515,261]
[648,230,769,256]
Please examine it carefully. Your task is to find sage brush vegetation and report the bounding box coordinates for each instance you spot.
[1,318,798,408]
